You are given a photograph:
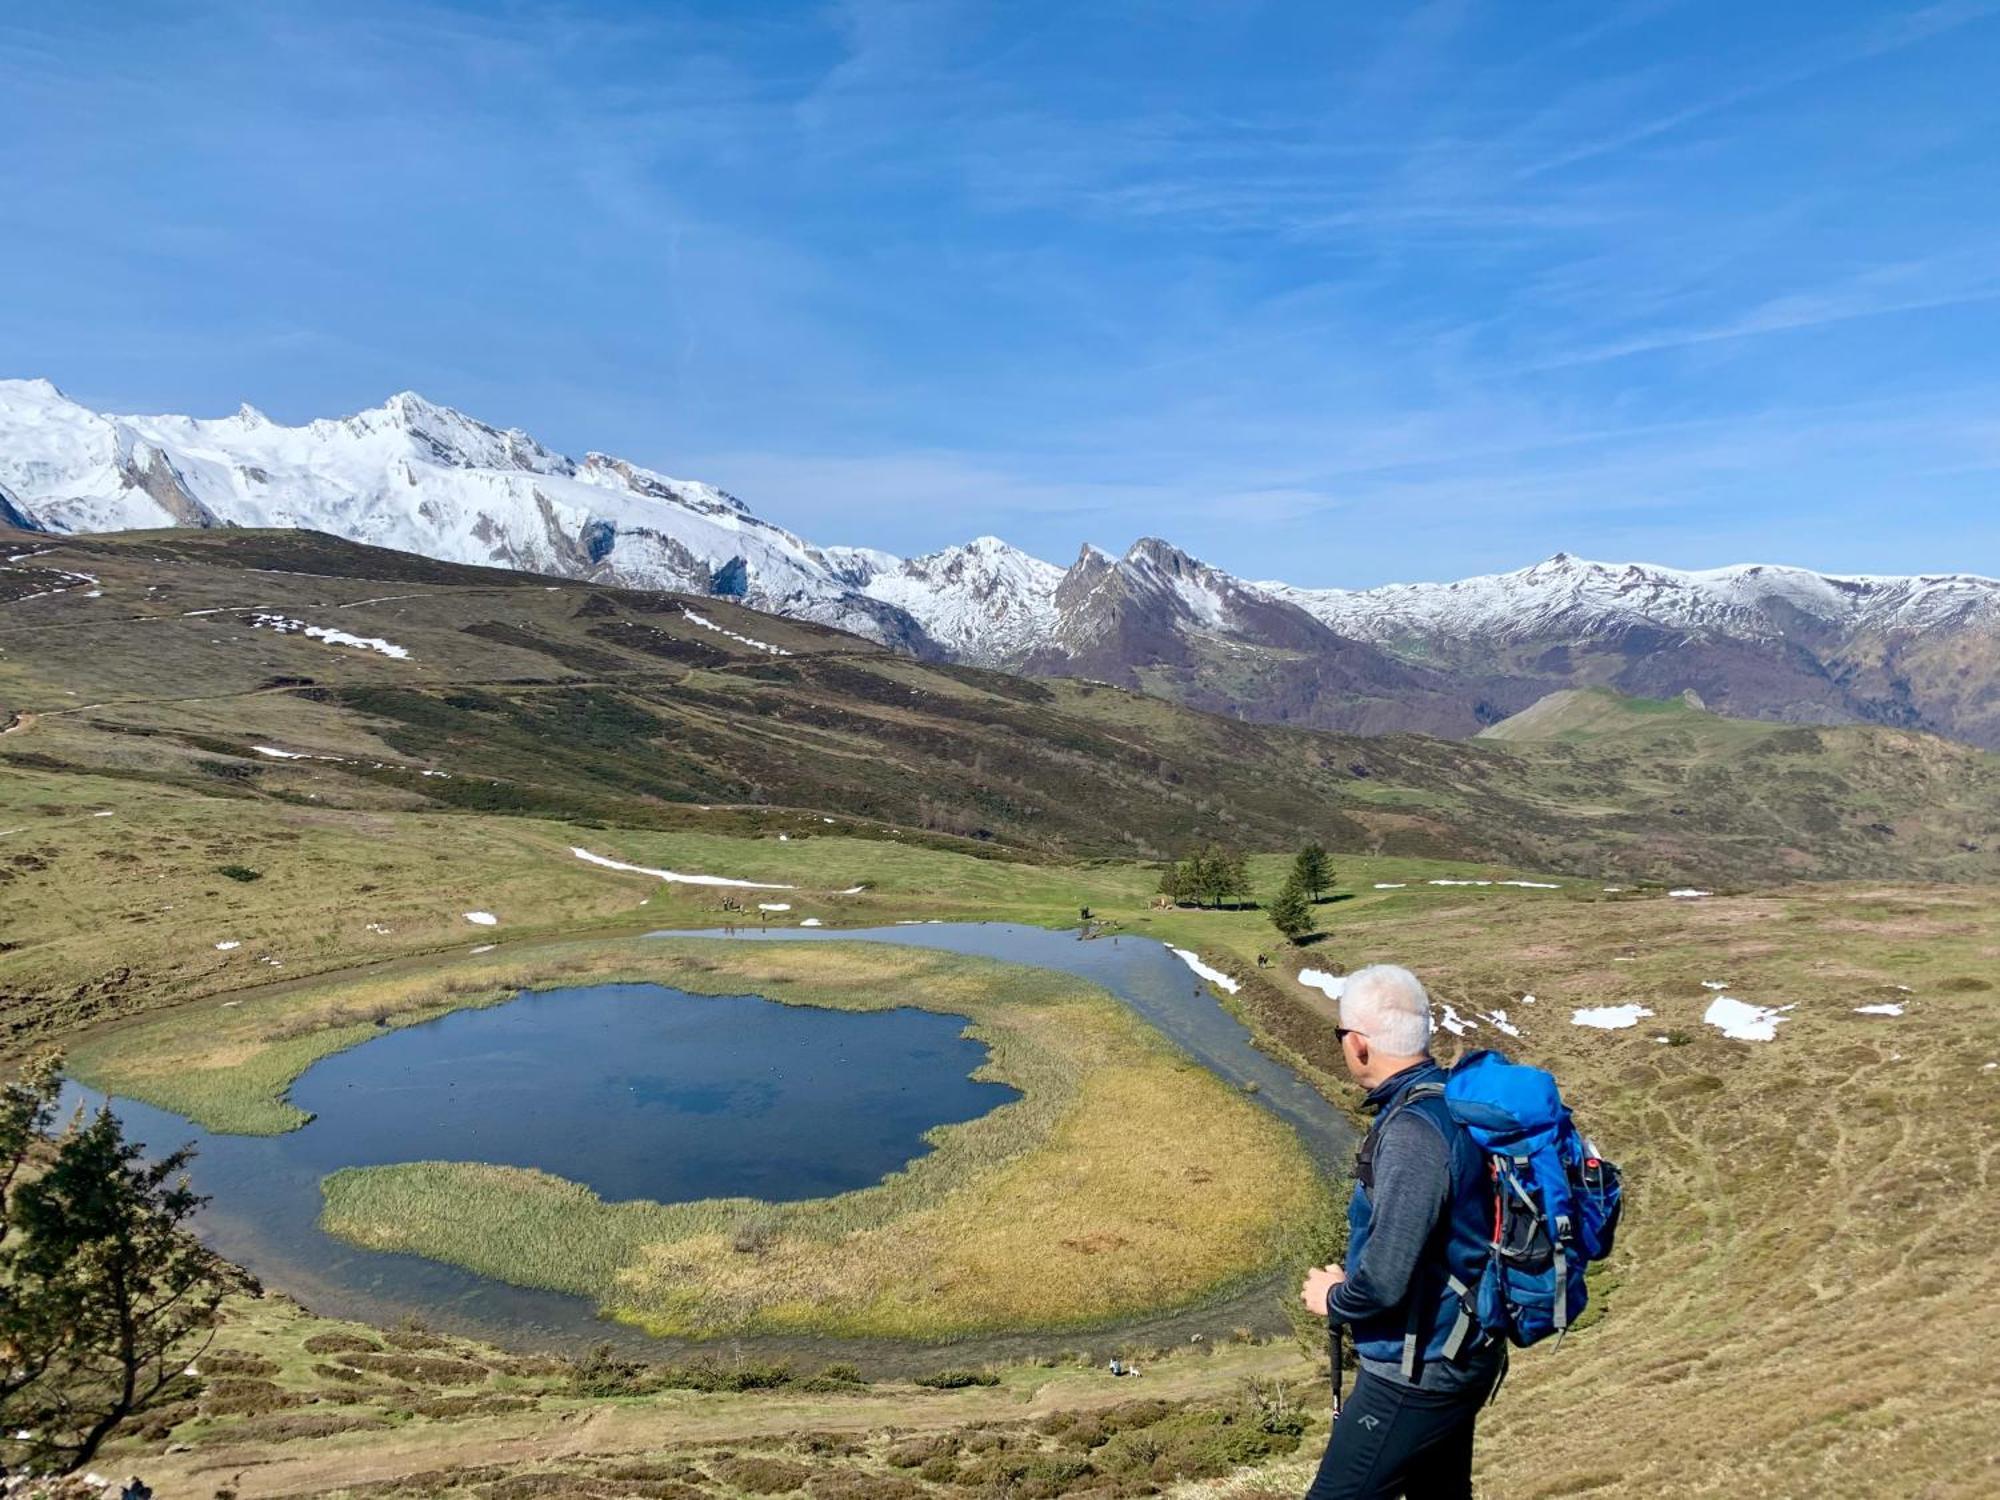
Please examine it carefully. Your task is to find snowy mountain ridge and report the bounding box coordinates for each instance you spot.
[1256,552,2000,648]
[5,378,1996,744]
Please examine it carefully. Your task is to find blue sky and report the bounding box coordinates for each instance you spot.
[3,1,1996,584]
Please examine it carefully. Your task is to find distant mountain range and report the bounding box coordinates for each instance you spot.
[5,377,1996,747]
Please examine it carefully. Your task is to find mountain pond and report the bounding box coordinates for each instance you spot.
[62,924,1351,1366]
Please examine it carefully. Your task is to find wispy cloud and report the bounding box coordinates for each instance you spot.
[1,0,1994,582]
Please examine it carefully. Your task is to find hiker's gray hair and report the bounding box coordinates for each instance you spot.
[1340,964,1433,1057]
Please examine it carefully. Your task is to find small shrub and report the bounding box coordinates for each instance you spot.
[202,1349,280,1377]
[914,1367,999,1389]
[885,1437,946,1468]
[338,1351,490,1386]
[712,1456,811,1494]
[568,1342,649,1398]
[807,1474,926,1500]
[655,1358,794,1393]
[793,1432,865,1457]
[917,1455,959,1484]
[731,1214,781,1254]
[386,1321,453,1351]
[217,864,263,882]
[304,1330,380,1355]
[201,1377,304,1417]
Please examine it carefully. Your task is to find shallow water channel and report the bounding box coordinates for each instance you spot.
[63,923,1351,1367]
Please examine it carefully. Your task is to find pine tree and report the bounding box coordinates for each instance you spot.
[1157,860,1187,906]
[1219,848,1254,909]
[1191,844,1251,908]
[1269,874,1317,943]
[3,1100,256,1471]
[1293,842,1333,902]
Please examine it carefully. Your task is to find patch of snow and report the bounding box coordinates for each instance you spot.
[1429,878,1492,887]
[1853,1003,1904,1016]
[248,612,410,659]
[92,809,113,817]
[1297,969,1344,1000]
[836,884,867,894]
[757,902,792,912]
[1701,980,1731,990]
[1572,1004,1653,1030]
[1437,1003,1478,1036]
[1168,947,1240,994]
[1483,1009,1522,1038]
[253,745,309,759]
[1520,994,1537,1004]
[214,940,241,951]
[464,911,498,926]
[776,833,789,841]
[1373,882,1407,889]
[1668,888,1713,899]
[1703,994,1790,1041]
[365,922,391,935]
[469,943,495,954]
[799,917,823,927]
[571,845,794,890]
[1499,880,1561,889]
[680,608,794,656]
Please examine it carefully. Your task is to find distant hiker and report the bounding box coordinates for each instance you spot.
[1300,965,1504,1499]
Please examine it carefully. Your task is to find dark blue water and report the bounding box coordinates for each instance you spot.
[291,985,1014,1204]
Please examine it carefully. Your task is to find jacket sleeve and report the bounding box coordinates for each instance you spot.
[1327,1109,1452,1327]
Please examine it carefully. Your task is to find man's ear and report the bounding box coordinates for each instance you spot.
[1350,1035,1370,1071]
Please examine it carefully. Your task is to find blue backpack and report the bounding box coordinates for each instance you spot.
[1441,1049,1623,1349]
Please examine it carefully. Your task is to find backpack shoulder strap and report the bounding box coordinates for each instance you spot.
[1372,1081,1474,1380]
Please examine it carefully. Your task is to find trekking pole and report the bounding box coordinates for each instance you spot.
[1327,1318,1343,1419]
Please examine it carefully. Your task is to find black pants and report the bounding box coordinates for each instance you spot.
[1303,1366,1493,1500]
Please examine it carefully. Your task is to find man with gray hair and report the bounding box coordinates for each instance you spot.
[1300,965,1502,1499]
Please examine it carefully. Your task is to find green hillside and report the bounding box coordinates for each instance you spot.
[4,527,1996,891]
[1477,685,1743,741]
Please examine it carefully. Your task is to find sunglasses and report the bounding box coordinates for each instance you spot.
[1335,1026,1368,1043]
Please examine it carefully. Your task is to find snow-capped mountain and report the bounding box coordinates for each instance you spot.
[1259,552,2000,653]
[0,378,933,650]
[5,378,1996,746]
[847,536,1065,664]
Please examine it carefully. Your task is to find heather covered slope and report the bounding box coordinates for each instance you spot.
[3,526,1997,891]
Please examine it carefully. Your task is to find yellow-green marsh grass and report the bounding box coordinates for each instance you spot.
[312,939,1326,1339]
